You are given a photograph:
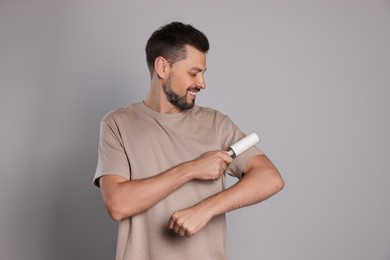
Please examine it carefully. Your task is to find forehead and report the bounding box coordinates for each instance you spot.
[172,45,207,71]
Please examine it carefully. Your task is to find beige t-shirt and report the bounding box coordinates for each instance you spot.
[94,102,263,260]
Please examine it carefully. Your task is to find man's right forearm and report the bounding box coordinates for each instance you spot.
[100,162,194,221]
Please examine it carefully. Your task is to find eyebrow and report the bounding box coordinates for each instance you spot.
[190,67,207,73]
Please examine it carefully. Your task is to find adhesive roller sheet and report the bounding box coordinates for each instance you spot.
[227,133,259,158]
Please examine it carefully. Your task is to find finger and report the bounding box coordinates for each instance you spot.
[185,227,195,237]
[173,223,180,233]
[222,160,228,170]
[168,216,175,229]
[219,162,227,175]
[178,226,186,237]
[221,152,234,163]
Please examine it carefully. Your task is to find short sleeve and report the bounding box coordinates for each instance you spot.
[218,115,263,179]
[93,117,130,187]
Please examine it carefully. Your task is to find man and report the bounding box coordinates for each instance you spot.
[93,21,284,260]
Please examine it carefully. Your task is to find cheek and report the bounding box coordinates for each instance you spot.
[183,77,197,88]
[173,78,193,92]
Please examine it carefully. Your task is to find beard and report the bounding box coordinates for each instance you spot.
[163,79,195,110]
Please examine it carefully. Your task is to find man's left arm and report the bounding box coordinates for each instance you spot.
[169,154,284,237]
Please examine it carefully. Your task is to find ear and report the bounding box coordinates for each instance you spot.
[154,57,170,79]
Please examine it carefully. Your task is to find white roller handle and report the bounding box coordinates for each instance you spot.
[227,133,259,158]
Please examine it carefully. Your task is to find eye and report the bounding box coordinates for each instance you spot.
[189,72,197,77]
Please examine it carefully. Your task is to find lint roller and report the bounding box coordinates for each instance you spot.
[227,133,259,158]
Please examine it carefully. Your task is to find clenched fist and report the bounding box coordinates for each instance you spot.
[168,203,212,237]
[187,150,233,181]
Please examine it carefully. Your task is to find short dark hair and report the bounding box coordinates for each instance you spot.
[145,21,210,77]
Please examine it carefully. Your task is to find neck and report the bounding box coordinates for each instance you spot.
[144,77,182,114]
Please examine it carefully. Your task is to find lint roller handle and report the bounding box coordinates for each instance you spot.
[227,133,259,158]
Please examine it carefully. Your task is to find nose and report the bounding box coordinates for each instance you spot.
[197,75,206,89]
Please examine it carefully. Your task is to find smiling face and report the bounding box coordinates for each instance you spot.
[162,45,207,110]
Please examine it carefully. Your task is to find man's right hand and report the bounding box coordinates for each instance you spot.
[187,151,233,181]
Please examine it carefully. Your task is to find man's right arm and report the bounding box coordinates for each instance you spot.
[99,151,233,221]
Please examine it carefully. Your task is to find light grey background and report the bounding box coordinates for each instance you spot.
[1,1,389,259]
